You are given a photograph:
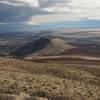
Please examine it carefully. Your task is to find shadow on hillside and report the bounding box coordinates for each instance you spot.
[11,37,50,58]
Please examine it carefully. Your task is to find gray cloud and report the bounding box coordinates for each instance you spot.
[0,0,45,23]
[0,0,100,25]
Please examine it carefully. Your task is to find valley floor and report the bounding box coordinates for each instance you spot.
[0,58,99,100]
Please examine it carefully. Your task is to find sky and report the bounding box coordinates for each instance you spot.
[0,0,100,32]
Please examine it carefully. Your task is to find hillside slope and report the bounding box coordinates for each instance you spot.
[0,58,99,100]
[11,37,75,58]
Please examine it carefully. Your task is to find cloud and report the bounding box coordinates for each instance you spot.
[42,7,69,13]
[17,0,39,7]
[28,14,83,25]
[0,1,23,6]
[69,0,100,8]
[0,0,39,7]
[26,0,100,25]
[0,0,100,25]
[0,0,42,23]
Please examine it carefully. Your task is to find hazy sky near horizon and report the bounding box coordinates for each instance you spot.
[0,0,100,32]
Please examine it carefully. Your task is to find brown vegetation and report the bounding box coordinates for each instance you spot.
[0,58,99,100]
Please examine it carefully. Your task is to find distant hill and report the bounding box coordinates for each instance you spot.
[11,37,75,58]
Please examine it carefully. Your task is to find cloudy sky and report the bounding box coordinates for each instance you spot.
[0,0,100,32]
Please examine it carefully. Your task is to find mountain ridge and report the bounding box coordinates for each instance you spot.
[11,37,75,58]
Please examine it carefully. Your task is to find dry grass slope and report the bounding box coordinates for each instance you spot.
[0,58,99,100]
